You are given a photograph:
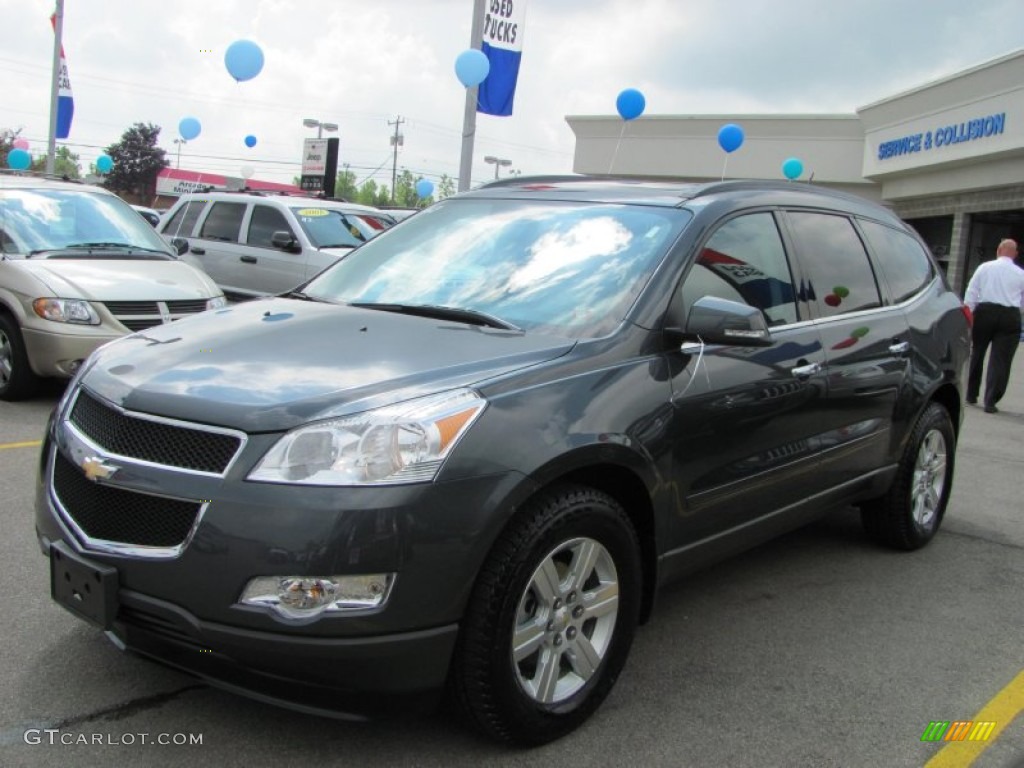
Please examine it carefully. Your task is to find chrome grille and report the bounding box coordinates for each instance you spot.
[52,451,201,549]
[103,299,209,331]
[70,390,242,474]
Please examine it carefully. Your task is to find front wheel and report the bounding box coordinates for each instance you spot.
[451,484,642,745]
[0,313,41,401]
[860,402,956,550]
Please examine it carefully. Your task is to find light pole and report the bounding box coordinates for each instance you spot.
[172,138,186,169]
[303,118,338,139]
[484,155,512,180]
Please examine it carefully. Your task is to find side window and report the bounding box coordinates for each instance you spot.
[678,212,798,326]
[199,202,246,243]
[247,205,294,249]
[859,219,934,303]
[162,199,205,237]
[786,212,881,317]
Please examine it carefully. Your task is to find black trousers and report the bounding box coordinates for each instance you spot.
[967,303,1022,407]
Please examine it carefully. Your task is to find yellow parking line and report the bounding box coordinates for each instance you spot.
[925,668,1024,767]
[0,440,42,450]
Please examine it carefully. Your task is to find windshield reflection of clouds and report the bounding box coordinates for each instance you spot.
[1,190,168,253]
[309,201,689,338]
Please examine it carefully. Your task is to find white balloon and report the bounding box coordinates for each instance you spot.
[240,165,255,179]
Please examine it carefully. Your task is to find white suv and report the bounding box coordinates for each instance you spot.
[158,192,397,299]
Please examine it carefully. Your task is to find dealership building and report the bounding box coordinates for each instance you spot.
[567,49,1024,295]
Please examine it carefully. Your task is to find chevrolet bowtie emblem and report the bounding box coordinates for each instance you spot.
[81,456,119,482]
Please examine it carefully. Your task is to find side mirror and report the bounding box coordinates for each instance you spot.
[171,237,189,256]
[271,230,302,253]
[676,295,773,347]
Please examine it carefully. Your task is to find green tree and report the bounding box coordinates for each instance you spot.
[334,165,359,201]
[30,146,81,179]
[437,174,456,200]
[0,127,26,170]
[103,123,169,200]
[356,179,380,206]
[394,169,418,207]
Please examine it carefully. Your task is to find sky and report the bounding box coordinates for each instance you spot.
[1,0,1022,191]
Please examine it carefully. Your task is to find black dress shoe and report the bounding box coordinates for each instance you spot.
[984,405,998,413]
[966,398,977,405]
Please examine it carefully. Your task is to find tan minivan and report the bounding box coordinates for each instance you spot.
[0,172,225,400]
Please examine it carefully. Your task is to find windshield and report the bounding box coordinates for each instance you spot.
[289,206,388,249]
[305,199,692,338]
[0,188,174,256]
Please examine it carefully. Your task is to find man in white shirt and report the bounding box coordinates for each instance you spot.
[963,238,1024,413]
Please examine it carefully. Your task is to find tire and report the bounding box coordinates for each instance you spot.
[860,402,955,550]
[451,484,642,746]
[0,313,41,401]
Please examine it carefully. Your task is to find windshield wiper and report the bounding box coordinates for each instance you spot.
[281,290,319,302]
[349,302,522,331]
[316,243,358,249]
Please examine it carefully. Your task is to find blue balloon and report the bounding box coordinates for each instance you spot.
[96,154,113,174]
[6,148,31,170]
[244,134,257,148]
[782,157,804,180]
[616,88,646,121]
[225,40,265,82]
[454,49,490,88]
[717,123,745,153]
[415,178,434,198]
[179,117,202,141]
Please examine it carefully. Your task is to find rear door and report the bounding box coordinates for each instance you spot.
[666,210,830,546]
[781,210,913,490]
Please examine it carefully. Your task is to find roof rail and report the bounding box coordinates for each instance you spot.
[0,168,85,184]
[478,174,591,189]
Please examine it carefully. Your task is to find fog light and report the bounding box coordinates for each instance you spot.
[239,574,393,619]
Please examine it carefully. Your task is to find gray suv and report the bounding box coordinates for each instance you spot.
[36,178,971,745]
[158,191,396,299]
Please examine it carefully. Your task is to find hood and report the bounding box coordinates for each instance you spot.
[15,259,219,300]
[81,298,575,432]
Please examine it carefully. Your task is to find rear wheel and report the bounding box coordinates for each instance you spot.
[860,402,955,550]
[451,484,642,745]
[0,313,41,401]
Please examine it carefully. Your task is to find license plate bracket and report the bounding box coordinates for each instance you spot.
[50,540,118,630]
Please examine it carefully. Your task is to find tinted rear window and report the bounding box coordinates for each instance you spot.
[859,220,934,303]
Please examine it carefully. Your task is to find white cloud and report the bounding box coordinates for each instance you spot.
[0,0,1020,189]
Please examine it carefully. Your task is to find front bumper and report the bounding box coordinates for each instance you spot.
[21,324,120,378]
[35,413,535,717]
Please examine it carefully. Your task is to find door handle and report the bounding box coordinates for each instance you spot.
[791,361,821,379]
[190,246,206,255]
[240,255,257,263]
[888,341,911,356]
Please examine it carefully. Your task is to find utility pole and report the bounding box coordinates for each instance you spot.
[389,116,405,204]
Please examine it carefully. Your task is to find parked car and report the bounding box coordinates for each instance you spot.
[130,204,161,227]
[36,177,971,744]
[157,191,396,300]
[0,172,225,401]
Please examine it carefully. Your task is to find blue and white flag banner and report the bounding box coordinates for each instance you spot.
[50,11,74,139]
[477,0,527,117]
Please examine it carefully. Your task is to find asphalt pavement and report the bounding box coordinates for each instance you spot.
[1,362,1022,767]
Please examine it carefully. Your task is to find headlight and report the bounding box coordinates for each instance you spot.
[248,388,486,486]
[32,298,100,325]
[206,295,228,310]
